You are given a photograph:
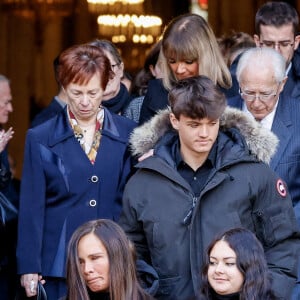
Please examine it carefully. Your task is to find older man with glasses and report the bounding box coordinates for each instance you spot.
[228,47,300,299]
[0,75,18,300]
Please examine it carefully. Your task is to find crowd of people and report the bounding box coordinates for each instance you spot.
[0,1,300,300]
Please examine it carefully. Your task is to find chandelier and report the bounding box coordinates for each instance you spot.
[87,0,144,15]
[87,0,162,44]
[1,0,74,18]
[97,14,162,44]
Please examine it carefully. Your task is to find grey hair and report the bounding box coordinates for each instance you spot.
[0,75,10,84]
[236,47,286,83]
[88,39,123,65]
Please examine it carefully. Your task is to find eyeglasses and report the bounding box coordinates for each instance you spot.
[111,63,120,71]
[0,100,12,108]
[239,87,279,102]
[259,40,294,49]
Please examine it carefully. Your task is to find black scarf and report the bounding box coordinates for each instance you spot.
[102,83,131,114]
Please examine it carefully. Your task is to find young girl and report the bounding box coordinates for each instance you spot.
[197,228,279,300]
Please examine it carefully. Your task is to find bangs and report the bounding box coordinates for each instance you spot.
[71,67,96,86]
[163,34,199,61]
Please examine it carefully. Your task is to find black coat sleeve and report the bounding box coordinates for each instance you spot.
[139,79,169,125]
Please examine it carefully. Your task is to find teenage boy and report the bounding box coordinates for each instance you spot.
[119,76,300,300]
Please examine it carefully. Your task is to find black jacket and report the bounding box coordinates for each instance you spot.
[120,108,300,300]
[138,79,168,125]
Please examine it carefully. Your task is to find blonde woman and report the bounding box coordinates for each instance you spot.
[139,13,231,124]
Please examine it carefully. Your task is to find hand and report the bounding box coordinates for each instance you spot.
[0,127,14,153]
[20,273,45,297]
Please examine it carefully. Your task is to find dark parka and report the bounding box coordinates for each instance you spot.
[119,107,300,300]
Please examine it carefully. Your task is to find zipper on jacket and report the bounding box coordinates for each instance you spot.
[183,196,198,225]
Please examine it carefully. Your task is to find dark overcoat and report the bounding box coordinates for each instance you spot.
[16,107,136,277]
[227,94,300,225]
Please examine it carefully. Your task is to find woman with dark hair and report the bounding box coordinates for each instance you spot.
[124,40,163,123]
[130,40,163,98]
[66,219,154,300]
[197,228,279,300]
[89,39,132,116]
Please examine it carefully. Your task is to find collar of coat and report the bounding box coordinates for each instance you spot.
[130,107,278,164]
[47,106,129,147]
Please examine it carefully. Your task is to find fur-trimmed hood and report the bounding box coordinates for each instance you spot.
[130,107,279,164]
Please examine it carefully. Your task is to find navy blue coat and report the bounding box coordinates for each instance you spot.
[283,46,300,99]
[16,107,136,277]
[228,95,300,225]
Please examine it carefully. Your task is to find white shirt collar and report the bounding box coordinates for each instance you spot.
[286,62,292,75]
[242,98,279,130]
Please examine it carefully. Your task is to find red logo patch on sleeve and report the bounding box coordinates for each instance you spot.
[276,179,287,197]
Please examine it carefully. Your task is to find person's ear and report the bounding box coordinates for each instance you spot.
[294,35,300,50]
[253,34,260,47]
[149,65,156,77]
[169,113,179,130]
[118,62,125,78]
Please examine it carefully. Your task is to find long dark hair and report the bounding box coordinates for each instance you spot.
[198,228,279,300]
[66,219,151,300]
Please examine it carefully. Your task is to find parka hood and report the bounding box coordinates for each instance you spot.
[130,107,279,164]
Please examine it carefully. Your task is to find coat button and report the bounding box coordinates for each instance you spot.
[91,175,99,183]
[89,199,97,207]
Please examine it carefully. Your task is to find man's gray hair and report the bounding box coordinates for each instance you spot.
[236,47,286,83]
[0,74,10,84]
